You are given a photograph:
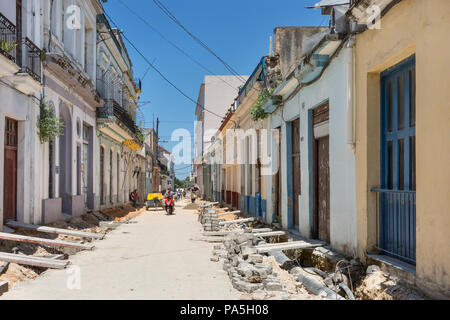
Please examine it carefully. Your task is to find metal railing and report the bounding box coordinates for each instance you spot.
[22,37,41,82]
[96,77,123,106]
[372,188,416,265]
[97,99,137,135]
[0,12,16,62]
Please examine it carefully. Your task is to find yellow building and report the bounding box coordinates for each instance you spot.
[215,57,274,217]
[350,0,450,298]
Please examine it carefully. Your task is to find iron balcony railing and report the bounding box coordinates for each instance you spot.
[0,12,16,62]
[0,12,41,82]
[96,77,123,106]
[97,99,138,136]
[22,37,41,82]
[372,188,416,265]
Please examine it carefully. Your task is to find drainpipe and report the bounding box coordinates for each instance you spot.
[346,36,356,151]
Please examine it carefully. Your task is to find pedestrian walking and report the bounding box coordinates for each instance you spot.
[131,189,139,208]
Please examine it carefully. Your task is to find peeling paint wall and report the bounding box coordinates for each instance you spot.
[273,26,328,79]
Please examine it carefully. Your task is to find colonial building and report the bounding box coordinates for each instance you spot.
[260,18,360,256]
[95,12,142,210]
[40,0,104,221]
[349,0,450,298]
[193,75,247,199]
[0,0,43,228]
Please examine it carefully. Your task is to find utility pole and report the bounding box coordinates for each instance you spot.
[156,117,160,141]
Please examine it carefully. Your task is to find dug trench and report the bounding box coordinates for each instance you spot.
[0,204,146,295]
[198,202,426,300]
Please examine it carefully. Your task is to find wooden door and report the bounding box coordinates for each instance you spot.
[313,103,330,242]
[117,155,120,204]
[100,146,104,205]
[82,126,89,208]
[273,127,281,219]
[316,136,330,242]
[110,150,113,204]
[291,119,301,227]
[3,118,18,222]
[380,55,416,263]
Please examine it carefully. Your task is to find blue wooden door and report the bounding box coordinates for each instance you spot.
[380,55,416,264]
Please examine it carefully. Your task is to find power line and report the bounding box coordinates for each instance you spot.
[117,0,240,90]
[152,0,247,83]
[103,11,226,120]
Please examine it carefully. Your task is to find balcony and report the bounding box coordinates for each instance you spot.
[97,99,143,151]
[1,11,42,94]
[22,37,41,82]
[0,12,16,63]
[0,12,19,78]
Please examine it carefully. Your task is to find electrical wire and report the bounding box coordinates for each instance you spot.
[117,0,240,90]
[152,0,247,83]
[103,11,227,120]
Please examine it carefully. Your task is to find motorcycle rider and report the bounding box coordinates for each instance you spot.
[164,187,175,214]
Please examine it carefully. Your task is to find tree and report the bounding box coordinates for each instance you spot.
[174,176,190,189]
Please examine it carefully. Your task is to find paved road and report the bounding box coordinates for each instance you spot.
[1,200,239,300]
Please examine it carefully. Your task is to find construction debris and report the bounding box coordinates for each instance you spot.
[251,231,286,238]
[197,203,377,300]
[353,265,424,300]
[219,218,255,226]
[255,241,323,253]
[0,252,70,269]
[5,220,104,239]
[0,232,94,250]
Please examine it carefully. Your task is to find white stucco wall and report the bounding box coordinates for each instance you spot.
[0,85,41,229]
[266,47,357,255]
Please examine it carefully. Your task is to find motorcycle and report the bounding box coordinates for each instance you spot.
[164,194,175,215]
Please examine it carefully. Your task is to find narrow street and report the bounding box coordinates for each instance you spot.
[1,201,239,300]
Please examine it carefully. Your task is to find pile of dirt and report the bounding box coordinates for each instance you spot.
[354,265,424,300]
[263,256,322,300]
[219,213,238,221]
[0,263,41,290]
[100,205,145,222]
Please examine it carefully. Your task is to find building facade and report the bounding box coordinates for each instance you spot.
[1,0,147,230]
[194,75,247,199]
[350,0,450,298]
[95,13,142,210]
[0,0,43,228]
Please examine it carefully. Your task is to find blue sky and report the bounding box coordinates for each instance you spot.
[102,0,327,179]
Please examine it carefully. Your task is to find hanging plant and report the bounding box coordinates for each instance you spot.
[37,96,65,143]
[40,48,46,62]
[0,40,17,54]
[250,88,274,122]
[135,128,145,144]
